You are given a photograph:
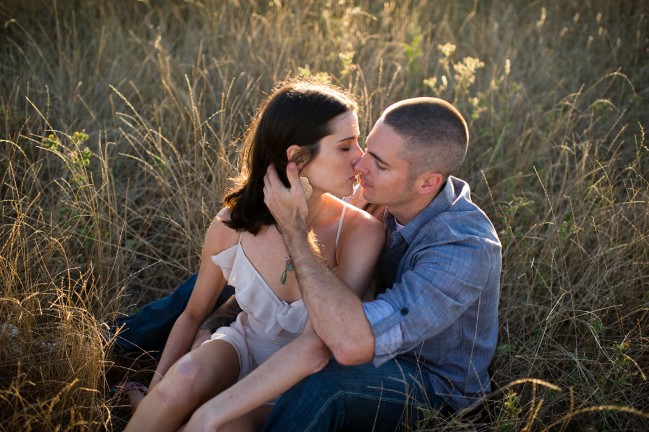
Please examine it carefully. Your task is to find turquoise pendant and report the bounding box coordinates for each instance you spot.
[280,258,294,285]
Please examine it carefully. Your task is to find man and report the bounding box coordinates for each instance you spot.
[259,97,501,430]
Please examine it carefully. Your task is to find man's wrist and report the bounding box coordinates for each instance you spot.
[278,220,313,256]
[282,222,313,252]
[277,218,307,238]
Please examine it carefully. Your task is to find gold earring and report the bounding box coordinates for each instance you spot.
[299,176,313,199]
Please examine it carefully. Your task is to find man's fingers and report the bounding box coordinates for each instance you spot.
[263,164,281,208]
[285,162,300,193]
[263,162,309,228]
[264,164,282,188]
[264,163,301,197]
[263,163,307,214]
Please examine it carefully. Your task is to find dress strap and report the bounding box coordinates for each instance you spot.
[334,205,347,252]
[238,231,244,244]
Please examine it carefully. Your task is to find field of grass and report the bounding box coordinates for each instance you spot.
[1,0,648,430]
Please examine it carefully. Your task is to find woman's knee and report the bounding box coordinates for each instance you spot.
[156,353,207,404]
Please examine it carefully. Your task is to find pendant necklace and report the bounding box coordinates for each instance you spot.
[280,257,294,285]
[278,195,325,285]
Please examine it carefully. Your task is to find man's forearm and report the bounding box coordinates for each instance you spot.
[282,225,375,365]
[263,163,375,363]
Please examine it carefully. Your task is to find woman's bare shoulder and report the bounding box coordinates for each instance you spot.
[346,205,384,238]
[216,206,232,222]
[328,195,384,234]
[204,207,239,253]
[331,197,385,274]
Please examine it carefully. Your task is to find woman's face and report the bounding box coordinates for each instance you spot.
[302,110,363,198]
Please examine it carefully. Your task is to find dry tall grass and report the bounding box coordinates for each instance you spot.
[1,0,648,430]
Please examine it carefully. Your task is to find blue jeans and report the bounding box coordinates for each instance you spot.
[262,357,448,432]
[111,274,235,358]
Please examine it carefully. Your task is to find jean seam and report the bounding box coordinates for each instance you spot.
[303,390,344,432]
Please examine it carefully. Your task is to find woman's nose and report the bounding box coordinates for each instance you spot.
[353,153,367,173]
[351,143,364,162]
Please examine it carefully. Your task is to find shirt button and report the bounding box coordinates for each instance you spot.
[400,307,409,315]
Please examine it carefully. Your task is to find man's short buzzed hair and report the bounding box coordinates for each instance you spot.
[382,97,469,180]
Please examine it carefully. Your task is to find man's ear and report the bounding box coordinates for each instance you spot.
[417,171,444,195]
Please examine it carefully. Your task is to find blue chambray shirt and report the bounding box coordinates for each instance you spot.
[362,176,501,411]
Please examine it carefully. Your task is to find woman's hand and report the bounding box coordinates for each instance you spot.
[182,407,222,432]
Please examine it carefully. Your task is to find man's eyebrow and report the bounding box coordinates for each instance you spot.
[367,151,389,166]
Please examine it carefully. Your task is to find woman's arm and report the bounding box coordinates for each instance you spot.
[183,321,330,431]
[183,204,385,429]
[149,214,233,390]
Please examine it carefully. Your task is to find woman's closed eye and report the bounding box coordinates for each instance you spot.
[339,138,359,151]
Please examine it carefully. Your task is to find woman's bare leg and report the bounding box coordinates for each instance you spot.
[124,340,240,432]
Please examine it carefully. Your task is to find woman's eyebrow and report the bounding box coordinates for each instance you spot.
[337,136,358,143]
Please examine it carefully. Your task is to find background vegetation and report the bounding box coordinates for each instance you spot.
[1,0,647,430]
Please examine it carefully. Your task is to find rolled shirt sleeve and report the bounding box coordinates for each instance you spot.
[362,299,404,365]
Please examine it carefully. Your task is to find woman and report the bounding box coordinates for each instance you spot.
[124,78,384,431]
